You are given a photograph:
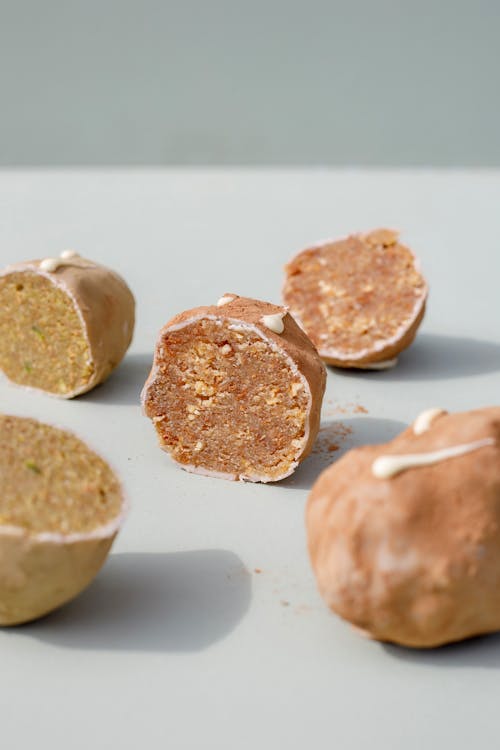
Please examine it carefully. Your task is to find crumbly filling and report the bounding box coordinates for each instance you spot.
[0,271,94,395]
[144,319,309,480]
[0,415,122,534]
[283,233,426,356]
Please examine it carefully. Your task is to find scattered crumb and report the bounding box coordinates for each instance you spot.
[313,421,353,456]
[319,423,353,438]
[280,600,290,607]
[309,421,354,466]
[352,403,368,414]
[254,568,262,574]
[324,400,369,417]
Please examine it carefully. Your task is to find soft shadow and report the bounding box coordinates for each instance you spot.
[281,416,407,491]
[12,550,251,652]
[332,333,500,382]
[81,352,152,405]
[382,632,500,669]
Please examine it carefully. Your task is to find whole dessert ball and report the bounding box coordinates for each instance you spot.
[306,407,500,647]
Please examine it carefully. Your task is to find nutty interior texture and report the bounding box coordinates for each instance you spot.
[283,232,426,358]
[0,271,93,395]
[144,319,310,480]
[0,415,123,534]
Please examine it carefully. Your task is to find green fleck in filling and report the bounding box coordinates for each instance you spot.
[31,325,45,340]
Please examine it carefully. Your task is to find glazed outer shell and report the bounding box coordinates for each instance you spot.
[0,258,135,397]
[0,528,118,625]
[142,295,327,482]
[306,407,500,647]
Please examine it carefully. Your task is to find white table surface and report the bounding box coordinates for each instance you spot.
[1,169,499,750]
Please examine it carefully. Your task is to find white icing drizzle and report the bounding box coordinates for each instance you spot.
[261,311,286,334]
[413,408,448,435]
[39,250,82,272]
[359,358,398,370]
[216,295,236,307]
[372,438,495,479]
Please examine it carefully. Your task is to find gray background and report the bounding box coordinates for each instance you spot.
[1,0,499,166]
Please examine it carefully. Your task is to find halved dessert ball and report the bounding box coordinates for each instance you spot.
[142,294,326,482]
[283,229,428,368]
[0,414,127,626]
[0,250,135,397]
[306,407,500,647]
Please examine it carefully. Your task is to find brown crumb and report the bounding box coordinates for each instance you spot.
[312,421,353,461]
[254,568,262,574]
[352,403,368,414]
[281,600,290,607]
[325,401,368,416]
[363,228,399,247]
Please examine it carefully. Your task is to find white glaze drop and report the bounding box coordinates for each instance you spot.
[359,358,398,370]
[39,258,60,272]
[413,408,447,435]
[261,311,286,334]
[60,249,79,260]
[216,295,236,307]
[39,250,82,272]
[372,438,495,479]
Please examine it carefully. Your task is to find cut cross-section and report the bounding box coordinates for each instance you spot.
[0,271,93,395]
[0,414,126,625]
[142,295,326,482]
[0,253,135,397]
[283,229,428,368]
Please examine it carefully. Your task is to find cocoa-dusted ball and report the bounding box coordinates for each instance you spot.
[307,407,500,647]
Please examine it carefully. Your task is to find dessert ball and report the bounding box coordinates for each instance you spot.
[283,229,428,368]
[142,294,326,482]
[0,414,127,625]
[307,407,500,647]
[0,250,135,397]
